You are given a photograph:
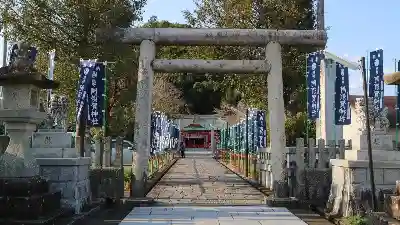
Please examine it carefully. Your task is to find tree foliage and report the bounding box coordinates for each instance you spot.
[183,0,318,142]
[0,0,319,142]
[0,0,146,138]
[143,17,225,114]
[152,75,187,116]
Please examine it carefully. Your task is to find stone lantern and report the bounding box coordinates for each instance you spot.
[0,42,59,177]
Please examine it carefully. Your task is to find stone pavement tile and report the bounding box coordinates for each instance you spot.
[117,218,171,224]
[258,219,308,225]
[146,156,265,203]
[218,220,261,225]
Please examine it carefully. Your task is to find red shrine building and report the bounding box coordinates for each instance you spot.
[177,115,224,151]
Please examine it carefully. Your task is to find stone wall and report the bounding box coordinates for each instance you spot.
[325,160,399,217]
[90,167,124,200]
[296,168,332,206]
[36,157,91,214]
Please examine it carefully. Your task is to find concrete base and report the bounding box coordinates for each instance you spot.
[345,149,400,161]
[326,159,399,217]
[31,147,78,158]
[37,157,91,214]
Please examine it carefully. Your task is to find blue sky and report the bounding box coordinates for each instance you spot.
[1,0,398,96]
[141,0,400,96]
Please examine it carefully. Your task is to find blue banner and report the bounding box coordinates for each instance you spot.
[335,63,351,125]
[307,53,322,120]
[76,60,96,121]
[368,49,384,113]
[87,63,105,126]
[256,111,267,148]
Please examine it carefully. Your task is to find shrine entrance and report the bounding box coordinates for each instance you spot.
[181,123,221,151]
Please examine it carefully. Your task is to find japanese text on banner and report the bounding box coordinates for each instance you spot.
[368,49,384,113]
[76,60,96,121]
[256,111,266,148]
[87,63,105,127]
[307,53,322,120]
[335,63,351,125]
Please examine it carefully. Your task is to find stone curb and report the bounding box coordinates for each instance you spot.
[65,203,103,225]
[144,157,179,195]
[217,159,272,196]
[217,159,336,224]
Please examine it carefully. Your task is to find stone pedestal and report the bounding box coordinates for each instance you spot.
[0,110,46,177]
[326,159,399,217]
[345,134,398,161]
[36,157,91,214]
[350,133,393,152]
[31,129,76,158]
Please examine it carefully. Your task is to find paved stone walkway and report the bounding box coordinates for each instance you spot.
[119,151,308,224]
[146,152,266,205]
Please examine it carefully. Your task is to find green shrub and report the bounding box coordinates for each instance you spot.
[124,169,133,183]
[345,216,367,225]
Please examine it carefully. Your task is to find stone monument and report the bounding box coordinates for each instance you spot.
[31,94,76,158]
[326,97,400,216]
[345,97,395,160]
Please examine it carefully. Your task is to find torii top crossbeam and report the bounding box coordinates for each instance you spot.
[96,28,327,47]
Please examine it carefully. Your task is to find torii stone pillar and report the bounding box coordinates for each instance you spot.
[132,40,155,197]
[266,42,286,186]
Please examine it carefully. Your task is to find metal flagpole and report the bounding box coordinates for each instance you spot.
[99,61,116,138]
[103,62,108,137]
[245,108,249,177]
[361,56,377,211]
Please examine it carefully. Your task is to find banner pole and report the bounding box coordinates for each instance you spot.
[305,53,309,144]
[78,103,87,157]
[361,57,377,211]
[103,62,108,137]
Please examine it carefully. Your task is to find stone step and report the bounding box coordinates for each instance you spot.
[1,191,61,220]
[0,208,72,225]
[0,176,49,196]
[265,197,300,209]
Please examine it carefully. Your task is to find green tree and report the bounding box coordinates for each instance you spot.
[184,0,318,142]
[143,17,225,114]
[0,0,146,138]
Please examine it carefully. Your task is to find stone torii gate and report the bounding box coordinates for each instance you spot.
[97,10,327,197]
